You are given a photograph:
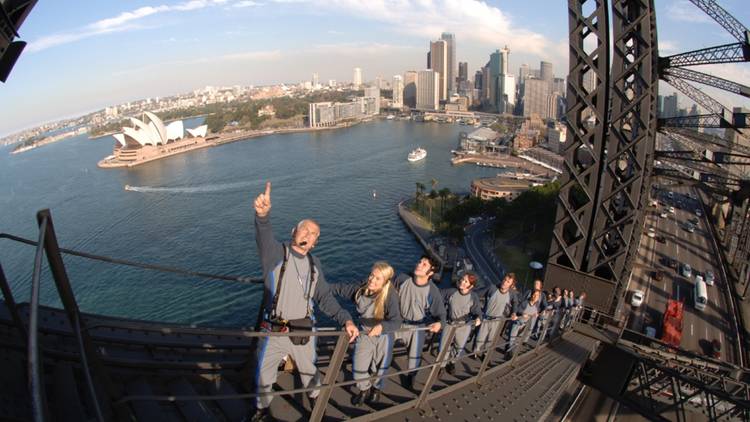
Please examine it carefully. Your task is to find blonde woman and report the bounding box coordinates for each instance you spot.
[332,261,402,406]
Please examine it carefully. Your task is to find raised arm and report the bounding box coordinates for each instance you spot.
[329,281,362,300]
[254,182,283,275]
[380,287,403,333]
[312,264,354,326]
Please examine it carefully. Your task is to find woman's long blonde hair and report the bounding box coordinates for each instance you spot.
[357,261,394,320]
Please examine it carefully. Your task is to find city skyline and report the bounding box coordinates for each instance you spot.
[2,0,749,137]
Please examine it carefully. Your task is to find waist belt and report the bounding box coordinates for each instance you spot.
[402,319,431,325]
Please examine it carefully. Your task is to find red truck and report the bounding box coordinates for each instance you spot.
[661,299,684,348]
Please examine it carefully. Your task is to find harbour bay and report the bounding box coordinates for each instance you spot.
[0,119,503,327]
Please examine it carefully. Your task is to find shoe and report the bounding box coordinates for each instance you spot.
[505,350,514,361]
[309,396,317,410]
[365,388,381,405]
[242,408,270,422]
[445,363,455,376]
[405,374,415,391]
[351,388,369,406]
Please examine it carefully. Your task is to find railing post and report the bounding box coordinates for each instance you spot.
[36,210,118,420]
[0,262,27,340]
[415,325,455,414]
[534,314,551,354]
[475,318,507,384]
[309,332,349,422]
[28,216,49,422]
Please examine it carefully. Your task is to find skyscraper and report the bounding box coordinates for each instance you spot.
[500,46,510,75]
[404,71,418,108]
[429,40,448,101]
[474,70,483,90]
[392,75,404,108]
[489,50,502,110]
[364,86,381,113]
[312,73,319,89]
[458,62,468,83]
[353,67,363,89]
[522,78,552,119]
[540,61,553,83]
[441,32,456,96]
[663,92,678,118]
[417,70,440,111]
[519,64,530,85]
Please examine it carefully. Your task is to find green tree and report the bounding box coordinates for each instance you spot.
[438,187,451,217]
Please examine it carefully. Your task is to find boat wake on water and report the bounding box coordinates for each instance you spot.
[124,181,256,194]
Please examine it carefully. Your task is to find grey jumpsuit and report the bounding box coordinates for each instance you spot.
[393,273,447,372]
[331,282,401,391]
[253,214,353,410]
[439,288,482,367]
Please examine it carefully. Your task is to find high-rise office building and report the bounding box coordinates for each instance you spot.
[392,75,404,108]
[489,50,502,110]
[522,78,552,119]
[441,32,456,96]
[500,46,510,75]
[663,92,678,118]
[404,71,418,108]
[501,74,516,114]
[353,67,363,89]
[417,69,440,111]
[519,64,530,85]
[458,62,468,83]
[312,73,319,89]
[474,70,483,90]
[553,77,565,95]
[481,65,490,103]
[540,61,553,83]
[429,40,448,101]
[364,86,381,113]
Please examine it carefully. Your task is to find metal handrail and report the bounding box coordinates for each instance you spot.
[28,215,48,422]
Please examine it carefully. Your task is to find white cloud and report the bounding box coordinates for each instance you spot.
[666,1,713,23]
[28,0,230,53]
[659,40,679,55]
[233,1,262,7]
[112,49,282,77]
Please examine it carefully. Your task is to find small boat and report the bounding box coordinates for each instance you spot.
[124,184,132,191]
[408,147,427,162]
[372,190,377,198]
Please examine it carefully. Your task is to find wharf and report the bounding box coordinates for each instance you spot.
[451,153,554,176]
[397,199,446,268]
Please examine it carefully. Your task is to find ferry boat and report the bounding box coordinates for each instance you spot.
[124,184,133,191]
[407,147,427,162]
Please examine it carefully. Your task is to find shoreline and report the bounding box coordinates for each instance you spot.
[451,154,554,176]
[97,120,363,169]
[397,199,446,268]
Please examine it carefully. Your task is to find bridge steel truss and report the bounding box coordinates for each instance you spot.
[547,0,658,314]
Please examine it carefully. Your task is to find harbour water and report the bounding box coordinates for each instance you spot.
[0,119,503,327]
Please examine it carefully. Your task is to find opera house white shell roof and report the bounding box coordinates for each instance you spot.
[114,112,208,148]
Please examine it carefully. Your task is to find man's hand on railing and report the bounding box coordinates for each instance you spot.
[428,322,442,333]
[344,320,359,343]
[474,318,481,327]
[254,182,272,218]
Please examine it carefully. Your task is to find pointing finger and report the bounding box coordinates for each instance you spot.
[264,181,271,198]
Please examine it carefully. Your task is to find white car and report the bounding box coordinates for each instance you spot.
[669,206,675,214]
[647,227,656,238]
[695,209,702,217]
[705,270,715,286]
[631,290,645,308]
[660,211,668,218]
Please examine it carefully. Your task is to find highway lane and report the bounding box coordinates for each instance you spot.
[626,183,737,364]
[463,219,504,289]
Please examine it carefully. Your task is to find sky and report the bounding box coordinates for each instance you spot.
[1,0,749,137]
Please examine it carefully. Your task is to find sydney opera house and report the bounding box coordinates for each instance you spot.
[99,111,210,168]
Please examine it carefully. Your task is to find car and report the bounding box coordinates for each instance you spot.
[649,199,658,207]
[645,326,657,338]
[656,235,667,244]
[689,217,699,225]
[711,339,722,359]
[669,206,675,214]
[660,211,668,218]
[661,256,676,269]
[668,191,674,198]
[680,263,692,278]
[631,290,645,307]
[705,270,715,286]
[685,223,695,233]
[647,227,656,238]
[695,274,704,285]
[654,270,664,281]
[695,209,702,217]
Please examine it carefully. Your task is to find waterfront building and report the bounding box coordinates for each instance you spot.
[404,71,418,108]
[392,75,404,108]
[353,67,363,89]
[107,112,208,165]
[429,39,448,101]
[364,86,381,113]
[471,176,532,201]
[308,94,379,128]
[441,32,456,96]
[417,69,440,111]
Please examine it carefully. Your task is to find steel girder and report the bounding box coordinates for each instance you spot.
[686,0,749,44]
[659,113,750,129]
[661,74,728,117]
[661,42,750,68]
[547,0,611,283]
[662,68,750,99]
[663,127,750,156]
[547,0,657,313]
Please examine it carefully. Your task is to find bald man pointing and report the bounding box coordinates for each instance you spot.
[248,182,359,422]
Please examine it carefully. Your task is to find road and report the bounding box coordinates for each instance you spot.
[463,219,505,289]
[626,183,738,364]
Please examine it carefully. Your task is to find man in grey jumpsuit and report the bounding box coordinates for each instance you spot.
[473,273,520,358]
[248,182,359,422]
[393,256,447,391]
[439,272,482,375]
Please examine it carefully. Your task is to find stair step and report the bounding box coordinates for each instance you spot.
[52,364,89,422]
[168,377,219,422]
[126,378,182,422]
[209,378,251,422]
